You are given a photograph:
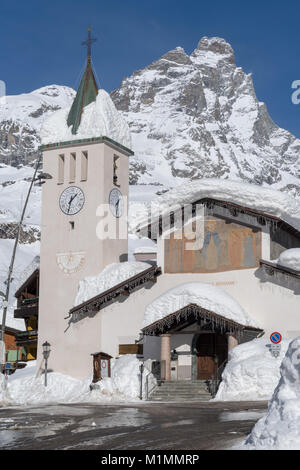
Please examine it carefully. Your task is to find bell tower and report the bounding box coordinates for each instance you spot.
[37,29,133,379]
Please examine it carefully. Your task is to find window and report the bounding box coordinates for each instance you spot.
[70,153,76,182]
[113,155,120,186]
[58,154,65,184]
[81,151,88,181]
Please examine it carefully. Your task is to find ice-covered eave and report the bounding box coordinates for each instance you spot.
[68,265,162,322]
[260,259,300,280]
[136,197,300,240]
[142,303,263,337]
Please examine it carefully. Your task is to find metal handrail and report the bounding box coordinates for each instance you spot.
[145,373,157,400]
[209,359,228,397]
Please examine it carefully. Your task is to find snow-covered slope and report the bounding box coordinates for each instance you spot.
[111,37,300,193]
[0,164,41,329]
[0,85,75,165]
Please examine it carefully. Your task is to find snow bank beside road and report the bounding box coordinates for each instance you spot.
[0,373,6,403]
[245,337,300,450]
[215,338,291,402]
[1,355,155,406]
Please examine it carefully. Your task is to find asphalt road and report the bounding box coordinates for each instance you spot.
[0,401,267,450]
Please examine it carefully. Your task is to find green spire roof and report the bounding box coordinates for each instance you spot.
[67,60,98,135]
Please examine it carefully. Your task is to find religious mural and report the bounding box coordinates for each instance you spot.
[164,216,261,273]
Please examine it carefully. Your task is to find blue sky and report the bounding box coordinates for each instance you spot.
[1,0,300,137]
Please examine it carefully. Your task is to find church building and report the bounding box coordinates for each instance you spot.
[24,31,300,396]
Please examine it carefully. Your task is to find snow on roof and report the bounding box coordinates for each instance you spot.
[74,261,152,307]
[277,249,300,272]
[134,246,157,254]
[245,337,300,450]
[143,282,259,328]
[134,179,300,234]
[14,255,40,295]
[40,89,132,149]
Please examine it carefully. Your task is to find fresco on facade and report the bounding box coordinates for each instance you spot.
[164,216,261,273]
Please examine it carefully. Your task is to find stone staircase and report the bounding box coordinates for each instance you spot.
[148,380,213,402]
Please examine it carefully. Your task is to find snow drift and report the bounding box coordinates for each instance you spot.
[215,338,291,402]
[74,261,151,306]
[143,282,258,328]
[244,337,300,450]
[1,355,156,406]
[41,89,132,149]
[277,248,300,272]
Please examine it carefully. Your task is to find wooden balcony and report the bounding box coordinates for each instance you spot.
[14,297,39,319]
[16,329,38,347]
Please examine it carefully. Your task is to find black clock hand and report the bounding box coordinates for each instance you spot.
[115,199,120,217]
[67,193,78,213]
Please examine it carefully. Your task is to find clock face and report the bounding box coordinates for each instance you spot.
[109,188,123,218]
[59,186,85,215]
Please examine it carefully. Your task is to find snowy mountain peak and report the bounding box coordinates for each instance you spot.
[31,84,75,100]
[111,36,300,192]
[193,37,235,64]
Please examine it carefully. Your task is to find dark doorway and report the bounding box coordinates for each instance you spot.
[195,333,227,380]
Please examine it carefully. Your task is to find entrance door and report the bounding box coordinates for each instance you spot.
[193,332,228,381]
[197,356,215,380]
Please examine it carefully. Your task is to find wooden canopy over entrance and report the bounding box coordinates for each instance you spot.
[142,303,263,339]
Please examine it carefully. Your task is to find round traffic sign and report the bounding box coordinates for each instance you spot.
[270,332,282,344]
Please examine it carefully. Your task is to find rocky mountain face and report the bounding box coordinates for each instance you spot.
[0,85,75,166]
[111,37,300,194]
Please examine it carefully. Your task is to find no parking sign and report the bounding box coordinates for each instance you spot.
[270,332,282,358]
[270,332,282,344]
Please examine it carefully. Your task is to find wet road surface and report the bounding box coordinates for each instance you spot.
[0,401,267,450]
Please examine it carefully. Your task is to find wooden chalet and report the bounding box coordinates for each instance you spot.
[13,268,39,360]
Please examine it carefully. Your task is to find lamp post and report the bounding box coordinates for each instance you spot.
[139,361,144,400]
[42,341,51,387]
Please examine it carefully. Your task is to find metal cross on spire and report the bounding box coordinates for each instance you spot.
[82,26,97,63]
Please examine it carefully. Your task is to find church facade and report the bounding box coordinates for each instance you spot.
[32,37,300,386]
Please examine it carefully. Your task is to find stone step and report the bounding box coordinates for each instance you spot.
[155,386,210,392]
[150,398,211,402]
[148,380,213,402]
[154,386,210,390]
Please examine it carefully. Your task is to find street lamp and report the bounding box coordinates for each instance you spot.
[139,361,144,400]
[42,341,51,387]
